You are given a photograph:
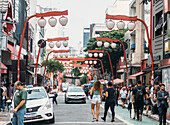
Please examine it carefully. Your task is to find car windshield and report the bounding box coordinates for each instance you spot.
[68,87,83,92]
[27,88,47,100]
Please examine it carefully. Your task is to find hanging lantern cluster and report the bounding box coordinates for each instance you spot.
[48,40,69,48]
[96,41,117,49]
[106,19,135,31]
[88,53,103,58]
[84,60,97,65]
[37,15,68,28]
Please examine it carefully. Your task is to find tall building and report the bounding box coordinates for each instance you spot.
[83,28,90,48]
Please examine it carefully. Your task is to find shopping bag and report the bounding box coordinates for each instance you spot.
[131,104,135,118]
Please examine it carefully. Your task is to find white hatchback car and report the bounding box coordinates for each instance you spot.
[9,86,55,123]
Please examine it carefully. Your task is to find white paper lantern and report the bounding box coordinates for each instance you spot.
[88,53,93,57]
[85,61,88,64]
[38,17,46,28]
[106,20,115,30]
[127,21,136,31]
[48,42,54,48]
[48,17,57,27]
[104,42,110,48]
[111,43,117,49]
[60,53,63,58]
[59,16,68,26]
[94,53,98,57]
[117,21,125,30]
[93,61,97,64]
[63,41,68,47]
[65,53,68,58]
[89,61,92,64]
[97,41,103,47]
[99,53,103,58]
[56,41,61,48]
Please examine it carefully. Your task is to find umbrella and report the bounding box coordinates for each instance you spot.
[113,78,124,83]
[84,84,93,86]
[90,80,96,83]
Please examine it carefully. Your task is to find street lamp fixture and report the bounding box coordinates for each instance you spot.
[111,43,116,49]
[127,21,136,31]
[94,53,98,57]
[17,10,68,81]
[106,20,115,30]
[97,41,103,47]
[88,53,93,58]
[48,42,55,48]
[117,20,125,30]
[48,16,57,27]
[99,53,103,58]
[104,42,110,48]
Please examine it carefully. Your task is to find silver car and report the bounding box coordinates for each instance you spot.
[65,87,86,104]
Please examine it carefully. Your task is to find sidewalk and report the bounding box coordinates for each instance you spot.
[117,100,170,124]
[0,110,11,125]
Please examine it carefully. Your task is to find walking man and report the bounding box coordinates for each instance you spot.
[119,87,127,108]
[12,81,27,125]
[132,81,147,121]
[157,84,169,125]
[101,82,115,122]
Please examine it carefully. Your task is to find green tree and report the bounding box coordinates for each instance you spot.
[41,59,65,74]
[72,67,81,77]
[80,74,87,85]
[84,29,128,79]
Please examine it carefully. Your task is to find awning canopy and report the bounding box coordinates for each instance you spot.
[113,78,124,83]
[7,44,18,59]
[142,65,158,73]
[1,63,7,74]
[129,71,144,79]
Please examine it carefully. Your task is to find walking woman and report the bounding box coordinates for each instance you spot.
[50,85,58,105]
[90,81,102,122]
[101,82,115,122]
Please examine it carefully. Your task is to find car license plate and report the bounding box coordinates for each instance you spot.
[74,97,79,99]
[25,113,36,118]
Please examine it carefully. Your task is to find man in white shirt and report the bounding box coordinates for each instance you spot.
[0,82,7,112]
[119,87,127,108]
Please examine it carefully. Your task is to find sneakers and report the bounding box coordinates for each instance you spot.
[111,119,115,122]
[101,117,106,121]
[92,118,96,122]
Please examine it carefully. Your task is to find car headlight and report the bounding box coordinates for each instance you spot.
[43,101,51,110]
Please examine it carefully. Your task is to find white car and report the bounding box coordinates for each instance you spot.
[9,86,55,123]
[65,87,86,104]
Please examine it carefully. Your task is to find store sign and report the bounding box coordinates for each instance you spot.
[162,68,170,119]
[164,0,170,13]
[165,42,169,52]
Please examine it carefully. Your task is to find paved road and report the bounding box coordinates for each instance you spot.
[26,92,127,125]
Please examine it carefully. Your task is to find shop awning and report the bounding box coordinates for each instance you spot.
[1,63,7,74]
[7,44,18,59]
[113,78,124,83]
[129,71,144,79]
[142,65,158,73]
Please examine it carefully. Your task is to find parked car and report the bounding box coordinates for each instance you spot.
[9,86,55,123]
[61,83,68,92]
[65,87,86,104]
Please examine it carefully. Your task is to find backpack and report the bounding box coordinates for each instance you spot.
[135,87,143,101]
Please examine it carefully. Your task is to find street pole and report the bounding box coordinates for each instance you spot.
[0,12,2,93]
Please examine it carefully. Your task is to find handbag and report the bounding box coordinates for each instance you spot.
[131,104,135,118]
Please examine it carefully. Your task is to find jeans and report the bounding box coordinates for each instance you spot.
[158,104,167,125]
[0,99,5,111]
[135,101,144,119]
[53,94,58,104]
[104,100,115,119]
[12,108,26,125]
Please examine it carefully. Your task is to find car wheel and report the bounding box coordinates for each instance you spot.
[49,113,55,123]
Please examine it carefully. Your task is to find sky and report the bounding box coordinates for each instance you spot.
[37,0,114,50]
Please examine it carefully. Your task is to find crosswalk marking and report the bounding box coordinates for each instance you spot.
[55,122,125,124]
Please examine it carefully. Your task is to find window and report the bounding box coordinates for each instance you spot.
[155,11,163,36]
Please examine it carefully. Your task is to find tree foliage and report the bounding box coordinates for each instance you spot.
[84,29,128,79]
[80,75,87,85]
[41,59,65,74]
[72,67,81,77]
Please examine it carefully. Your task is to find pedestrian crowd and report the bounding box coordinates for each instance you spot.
[87,77,169,125]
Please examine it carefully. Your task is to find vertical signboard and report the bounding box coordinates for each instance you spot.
[164,0,170,13]
[162,68,170,119]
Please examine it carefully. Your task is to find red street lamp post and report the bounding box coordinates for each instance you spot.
[105,14,154,85]
[85,58,105,80]
[17,10,68,81]
[35,37,69,85]
[87,50,114,81]
[43,50,70,76]
[96,37,128,85]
